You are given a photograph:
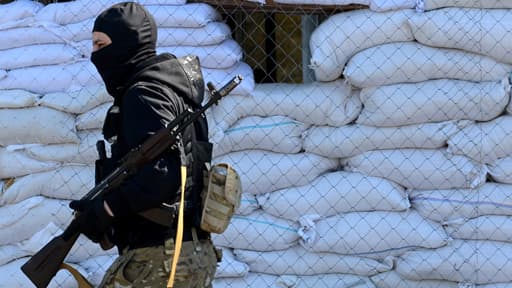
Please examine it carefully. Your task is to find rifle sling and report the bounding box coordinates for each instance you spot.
[60,263,93,288]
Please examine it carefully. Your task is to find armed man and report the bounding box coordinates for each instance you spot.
[71,2,218,287]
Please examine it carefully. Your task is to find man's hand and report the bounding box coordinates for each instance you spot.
[69,198,113,243]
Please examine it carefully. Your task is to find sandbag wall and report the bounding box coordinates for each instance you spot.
[0,0,256,287]
[210,2,512,288]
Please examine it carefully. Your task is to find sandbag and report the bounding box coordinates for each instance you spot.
[147,4,221,28]
[0,89,38,108]
[304,120,471,158]
[0,0,42,25]
[215,248,249,278]
[1,165,94,205]
[35,0,120,25]
[202,62,255,96]
[410,183,512,222]
[211,210,299,251]
[157,22,231,46]
[369,0,415,11]
[237,193,259,216]
[0,44,79,70]
[213,150,338,195]
[0,196,71,245]
[0,257,83,288]
[0,61,101,94]
[234,245,393,276]
[299,211,449,258]
[343,42,512,88]
[213,115,305,157]
[448,116,512,163]
[0,147,60,178]
[420,0,512,11]
[409,8,512,64]
[275,0,368,4]
[310,9,414,81]
[370,271,460,288]
[212,80,359,136]
[26,130,108,164]
[342,148,487,190]
[396,240,512,284]
[257,171,409,221]
[488,156,512,184]
[0,26,65,50]
[213,273,376,288]
[75,102,111,130]
[445,215,512,243]
[356,78,510,126]
[0,106,78,145]
[38,85,111,114]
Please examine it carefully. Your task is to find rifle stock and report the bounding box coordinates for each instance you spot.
[21,75,242,287]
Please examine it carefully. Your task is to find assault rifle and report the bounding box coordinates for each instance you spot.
[21,75,243,288]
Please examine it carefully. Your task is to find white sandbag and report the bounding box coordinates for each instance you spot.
[213,115,305,157]
[137,0,186,4]
[212,80,360,134]
[213,150,338,195]
[0,244,24,266]
[0,106,78,145]
[25,130,106,164]
[369,0,415,11]
[309,10,414,81]
[0,147,60,178]
[0,0,42,25]
[488,156,512,184]
[0,25,65,50]
[202,62,255,96]
[38,85,111,114]
[309,9,413,82]
[251,80,361,126]
[35,0,119,25]
[356,78,510,127]
[211,210,299,251]
[157,22,231,46]
[448,116,512,163]
[216,248,249,278]
[342,148,487,190]
[0,257,83,288]
[396,240,512,284]
[0,60,101,94]
[275,0,368,4]
[0,44,79,70]
[147,4,221,28]
[234,245,393,276]
[0,70,4,80]
[410,183,512,222]
[445,215,512,243]
[258,171,409,221]
[421,0,512,11]
[0,196,71,245]
[157,39,243,69]
[77,255,115,287]
[343,42,512,88]
[0,89,38,108]
[213,273,376,288]
[75,102,111,130]
[299,210,448,258]
[370,270,460,288]
[410,8,512,64]
[238,193,259,216]
[304,120,470,159]
[1,165,94,205]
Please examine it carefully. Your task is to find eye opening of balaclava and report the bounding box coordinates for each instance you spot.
[91,2,157,98]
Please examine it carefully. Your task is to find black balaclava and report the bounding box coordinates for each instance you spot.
[91,2,157,98]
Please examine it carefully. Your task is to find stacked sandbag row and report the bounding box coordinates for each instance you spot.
[0,0,256,287]
[308,3,512,288]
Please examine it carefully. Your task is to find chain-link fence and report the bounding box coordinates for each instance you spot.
[1,0,512,287]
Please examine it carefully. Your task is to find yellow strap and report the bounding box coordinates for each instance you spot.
[60,263,93,288]
[167,165,187,288]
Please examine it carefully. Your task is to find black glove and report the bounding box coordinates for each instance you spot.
[69,198,113,243]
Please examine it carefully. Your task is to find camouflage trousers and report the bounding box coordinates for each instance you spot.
[98,234,218,288]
